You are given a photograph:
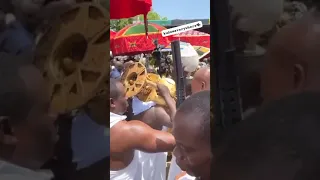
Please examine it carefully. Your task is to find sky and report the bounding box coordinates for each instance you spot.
[152,0,210,20]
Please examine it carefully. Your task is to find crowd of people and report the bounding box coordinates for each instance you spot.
[110,2,320,180]
[1,0,320,180]
[109,53,211,180]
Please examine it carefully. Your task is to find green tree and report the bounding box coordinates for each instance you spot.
[137,10,168,20]
[110,18,134,31]
[110,10,167,31]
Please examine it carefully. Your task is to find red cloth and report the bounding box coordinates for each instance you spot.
[110,30,117,39]
[110,0,152,19]
[111,33,170,55]
[169,30,210,48]
[111,23,169,55]
[110,30,116,48]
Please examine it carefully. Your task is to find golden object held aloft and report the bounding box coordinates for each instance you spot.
[121,62,176,106]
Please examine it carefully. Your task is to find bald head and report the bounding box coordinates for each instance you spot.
[191,67,210,94]
[261,10,320,103]
[172,90,211,178]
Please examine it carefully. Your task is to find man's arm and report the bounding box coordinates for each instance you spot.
[124,120,175,153]
[162,93,176,121]
[157,83,177,121]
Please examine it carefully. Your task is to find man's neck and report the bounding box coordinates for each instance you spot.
[110,109,121,115]
[12,147,44,170]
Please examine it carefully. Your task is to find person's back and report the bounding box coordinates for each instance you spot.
[109,78,175,180]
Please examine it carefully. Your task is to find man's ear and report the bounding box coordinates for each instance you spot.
[201,82,205,90]
[293,63,306,90]
[0,125,17,145]
[110,98,115,108]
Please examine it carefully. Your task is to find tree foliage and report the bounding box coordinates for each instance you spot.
[110,18,134,31]
[110,10,168,31]
[137,10,168,21]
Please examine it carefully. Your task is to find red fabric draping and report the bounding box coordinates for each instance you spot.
[169,30,210,48]
[110,0,152,19]
[110,30,117,39]
[111,23,170,56]
[110,30,117,49]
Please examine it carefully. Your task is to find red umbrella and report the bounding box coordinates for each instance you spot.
[110,0,152,19]
[111,23,170,56]
[169,30,210,48]
[110,0,152,36]
[110,30,117,39]
[110,30,117,50]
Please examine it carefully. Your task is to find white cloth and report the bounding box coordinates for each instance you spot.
[138,127,168,180]
[110,112,142,180]
[138,151,167,180]
[110,150,142,180]
[0,160,52,180]
[132,96,156,116]
[110,112,127,128]
[162,42,199,73]
[180,42,199,73]
[168,155,182,180]
[168,156,196,180]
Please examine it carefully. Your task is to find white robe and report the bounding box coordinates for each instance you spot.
[110,112,142,180]
[138,127,168,180]
[132,98,168,180]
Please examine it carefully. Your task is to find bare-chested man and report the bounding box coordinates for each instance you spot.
[110,78,176,180]
[261,9,320,103]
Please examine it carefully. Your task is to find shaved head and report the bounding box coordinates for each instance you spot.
[261,10,320,103]
[172,90,211,179]
[191,67,210,94]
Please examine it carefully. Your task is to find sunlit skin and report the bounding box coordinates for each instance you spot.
[191,67,210,93]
